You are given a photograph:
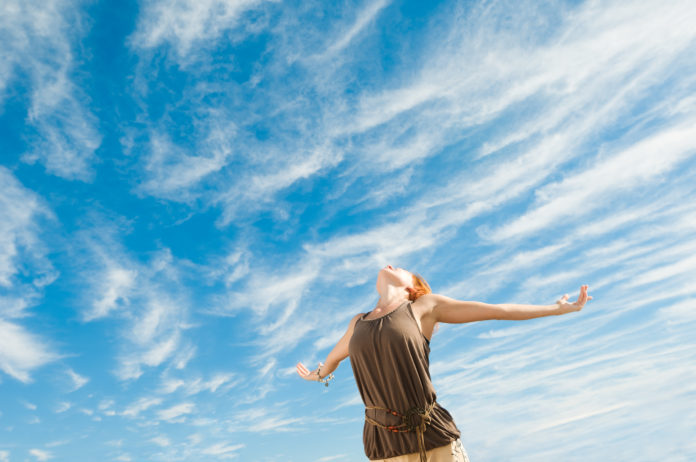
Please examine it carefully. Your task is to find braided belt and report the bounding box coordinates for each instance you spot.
[364,401,437,462]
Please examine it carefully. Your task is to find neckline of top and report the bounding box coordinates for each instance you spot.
[360,300,409,322]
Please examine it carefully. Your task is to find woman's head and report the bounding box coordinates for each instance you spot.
[376,265,432,301]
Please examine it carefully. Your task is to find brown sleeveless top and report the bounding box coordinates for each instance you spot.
[348,300,461,460]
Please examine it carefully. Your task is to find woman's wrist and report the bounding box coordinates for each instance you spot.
[555,301,579,315]
[316,362,335,387]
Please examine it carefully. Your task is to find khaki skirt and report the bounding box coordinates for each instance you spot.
[371,439,470,462]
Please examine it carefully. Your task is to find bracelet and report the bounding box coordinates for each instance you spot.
[317,362,335,387]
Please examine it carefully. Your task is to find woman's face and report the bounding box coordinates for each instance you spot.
[376,265,413,293]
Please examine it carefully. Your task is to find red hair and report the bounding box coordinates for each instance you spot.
[408,273,432,301]
[409,272,439,335]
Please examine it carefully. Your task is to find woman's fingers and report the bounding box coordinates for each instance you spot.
[296,362,311,377]
[577,285,592,306]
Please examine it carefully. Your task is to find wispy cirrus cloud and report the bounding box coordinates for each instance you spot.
[157,402,195,422]
[0,168,59,382]
[77,230,196,381]
[0,168,55,292]
[66,368,89,392]
[227,405,303,433]
[319,0,391,58]
[201,442,244,458]
[55,402,72,413]
[0,0,101,181]
[121,396,163,418]
[485,119,696,242]
[28,448,52,461]
[130,0,271,62]
[123,0,696,240]
[158,372,237,395]
[150,436,171,447]
[431,297,696,461]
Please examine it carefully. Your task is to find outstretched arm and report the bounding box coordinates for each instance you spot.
[296,312,363,383]
[421,285,592,324]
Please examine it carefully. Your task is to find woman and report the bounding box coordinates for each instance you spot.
[297,265,592,461]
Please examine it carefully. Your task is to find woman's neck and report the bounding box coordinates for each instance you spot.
[374,290,409,312]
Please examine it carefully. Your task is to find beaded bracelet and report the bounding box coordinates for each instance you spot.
[317,362,335,387]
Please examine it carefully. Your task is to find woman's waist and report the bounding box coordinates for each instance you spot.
[363,399,450,426]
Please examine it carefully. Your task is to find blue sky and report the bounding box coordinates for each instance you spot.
[1,0,695,460]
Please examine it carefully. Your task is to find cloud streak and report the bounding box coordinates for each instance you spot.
[0,168,58,382]
[1,0,101,180]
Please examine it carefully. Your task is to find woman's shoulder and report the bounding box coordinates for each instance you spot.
[411,294,437,311]
[351,312,366,323]
[411,293,438,315]
[347,312,366,330]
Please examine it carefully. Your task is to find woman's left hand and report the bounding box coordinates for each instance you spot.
[556,284,592,314]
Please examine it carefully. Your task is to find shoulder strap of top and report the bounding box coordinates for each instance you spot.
[406,302,431,346]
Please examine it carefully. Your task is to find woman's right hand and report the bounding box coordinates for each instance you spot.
[296,362,320,382]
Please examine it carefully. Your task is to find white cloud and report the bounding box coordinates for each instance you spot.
[160,377,185,394]
[0,319,58,383]
[150,436,171,447]
[658,298,696,323]
[172,343,197,370]
[228,406,302,433]
[116,0,696,238]
[157,402,195,422]
[85,267,137,321]
[28,449,52,461]
[431,312,696,461]
[55,402,72,413]
[315,0,696,220]
[137,127,236,202]
[130,0,269,60]
[121,397,162,418]
[158,372,237,396]
[0,169,59,383]
[221,260,321,317]
[348,1,695,134]
[24,401,37,410]
[98,399,114,411]
[79,237,194,381]
[623,251,696,290]
[1,1,101,180]
[0,168,53,290]
[44,441,69,448]
[214,144,343,226]
[67,368,88,391]
[487,120,696,242]
[201,442,244,457]
[0,450,8,462]
[320,0,390,57]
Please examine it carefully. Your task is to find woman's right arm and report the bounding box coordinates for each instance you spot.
[296,312,363,382]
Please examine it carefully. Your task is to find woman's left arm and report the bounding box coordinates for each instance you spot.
[423,285,592,324]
